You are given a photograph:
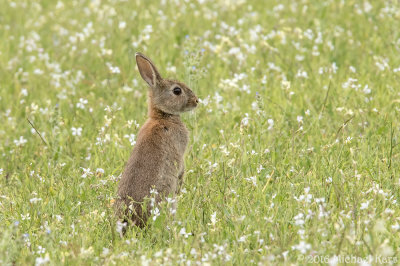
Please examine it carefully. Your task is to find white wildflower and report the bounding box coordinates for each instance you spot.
[116,221,127,236]
[360,200,370,210]
[71,127,82,136]
[76,98,88,109]
[245,176,257,186]
[124,134,136,146]
[151,207,160,221]
[267,119,274,130]
[35,254,50,266]
[292,241,311,254]
[210,212,217,226]
[106,62,121,74]
[14,136,28,147]
[81,167,93,178]
[30,198,42,204]
[118,21,126,30]
[297,116,303,123]
[179,227,192,238]
[96,168,104,174]
[241,114,250,127]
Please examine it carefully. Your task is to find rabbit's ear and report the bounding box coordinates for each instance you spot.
[136,52,162,88]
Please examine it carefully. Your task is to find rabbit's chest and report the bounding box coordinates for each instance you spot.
[165,126,188,157]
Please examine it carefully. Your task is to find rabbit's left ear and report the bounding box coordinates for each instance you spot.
[136,52,162,88]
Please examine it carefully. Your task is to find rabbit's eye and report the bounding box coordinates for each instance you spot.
[173,87,182,95]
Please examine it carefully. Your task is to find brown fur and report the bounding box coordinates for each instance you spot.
[115,52,198,228]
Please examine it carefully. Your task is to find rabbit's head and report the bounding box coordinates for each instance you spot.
[135,52,198,115]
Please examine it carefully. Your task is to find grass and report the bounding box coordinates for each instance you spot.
[0,0,399,264]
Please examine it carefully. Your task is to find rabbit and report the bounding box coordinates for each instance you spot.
[115,52,198,229]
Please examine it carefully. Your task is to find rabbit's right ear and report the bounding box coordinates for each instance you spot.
[136,52,162,88]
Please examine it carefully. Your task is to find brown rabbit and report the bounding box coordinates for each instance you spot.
[115,52,198,229]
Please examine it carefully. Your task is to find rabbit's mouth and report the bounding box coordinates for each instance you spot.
[183,105,197,112]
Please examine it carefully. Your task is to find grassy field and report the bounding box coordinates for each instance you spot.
[1,0,400,264]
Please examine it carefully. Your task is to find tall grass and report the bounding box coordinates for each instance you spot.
[0,0,399,264]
